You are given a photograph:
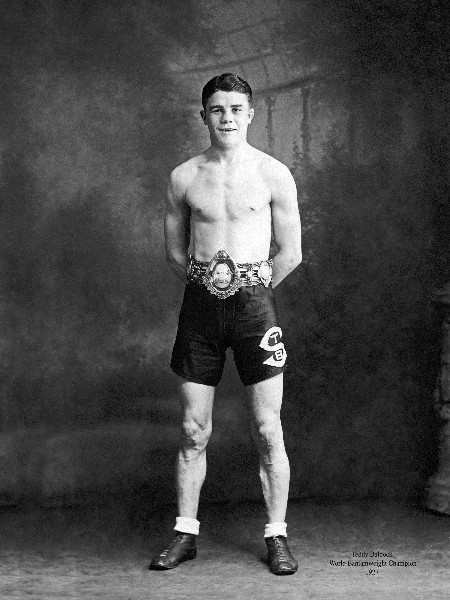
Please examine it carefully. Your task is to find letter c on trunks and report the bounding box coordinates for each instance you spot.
[259,326,287,367]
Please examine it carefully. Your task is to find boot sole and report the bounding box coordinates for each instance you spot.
[263,557,298,576]
[270,567,298,575]
[149,549,197,570]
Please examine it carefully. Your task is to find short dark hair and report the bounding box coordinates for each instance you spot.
[202,73,253,110]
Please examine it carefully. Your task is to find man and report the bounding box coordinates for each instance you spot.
[150,73,302,575]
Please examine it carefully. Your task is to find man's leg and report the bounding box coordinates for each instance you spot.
[245,373,289,522]
[245,373,298,575]
[176,380,215,518]
[150,380,214,570]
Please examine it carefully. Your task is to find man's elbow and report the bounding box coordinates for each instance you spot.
[292,253,302,272]
[165,249,179,271]
[288,246,302,270]
[166,248,187,271]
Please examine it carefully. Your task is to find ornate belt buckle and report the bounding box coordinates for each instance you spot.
[258,260,272,287]
[203,250,242,299]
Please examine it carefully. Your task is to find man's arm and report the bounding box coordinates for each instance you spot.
[269,162,302,288]
[164,167,191,281]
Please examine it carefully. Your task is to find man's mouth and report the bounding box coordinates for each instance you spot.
[219,128,236,132]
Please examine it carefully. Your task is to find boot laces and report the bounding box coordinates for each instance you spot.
[273,537,288,561]
[160,534,184,557]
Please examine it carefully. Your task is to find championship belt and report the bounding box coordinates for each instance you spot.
[187,251,273,299]
[203,250,243,299]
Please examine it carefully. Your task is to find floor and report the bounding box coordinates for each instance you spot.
[1,498,449,600]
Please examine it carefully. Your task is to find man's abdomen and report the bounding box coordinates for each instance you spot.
[190,213,272,263]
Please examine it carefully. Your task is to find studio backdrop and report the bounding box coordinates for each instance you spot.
[0,0,448,506]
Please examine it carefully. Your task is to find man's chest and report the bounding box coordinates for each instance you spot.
[186,167,271,221]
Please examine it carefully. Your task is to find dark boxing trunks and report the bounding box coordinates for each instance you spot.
[170,276,287,387]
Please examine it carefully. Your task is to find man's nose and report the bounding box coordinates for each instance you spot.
[221,111,233,122]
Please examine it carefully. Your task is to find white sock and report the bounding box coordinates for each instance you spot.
[174,516,200,536]
[264,522,287,538]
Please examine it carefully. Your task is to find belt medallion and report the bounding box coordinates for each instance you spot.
[203,250,242,299]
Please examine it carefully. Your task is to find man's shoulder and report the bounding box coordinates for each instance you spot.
[253,148,293,181]
[171,154,205,183]
[262,151,291,173]
[169,154,206,199]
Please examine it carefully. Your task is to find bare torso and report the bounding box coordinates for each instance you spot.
[182,146,273,263]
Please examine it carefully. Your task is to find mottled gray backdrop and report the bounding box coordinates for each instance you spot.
[0,0,448,507]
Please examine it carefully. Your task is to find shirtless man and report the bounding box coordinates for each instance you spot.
[150,73,302,575]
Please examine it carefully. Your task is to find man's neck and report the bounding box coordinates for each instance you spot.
[207,141,251,166]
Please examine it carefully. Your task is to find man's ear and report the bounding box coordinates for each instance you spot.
[249,107,255,123]
[200,109,207,123]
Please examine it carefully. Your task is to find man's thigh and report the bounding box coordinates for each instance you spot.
[171,284,226,387]
[245,373,283,427]
[233,286,287,386]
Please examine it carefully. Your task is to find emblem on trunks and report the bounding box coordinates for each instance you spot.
[260,326,287,367]
[203,250,242,299]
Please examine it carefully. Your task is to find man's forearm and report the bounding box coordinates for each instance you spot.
[271,249,302,288]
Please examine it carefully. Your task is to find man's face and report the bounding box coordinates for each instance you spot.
[201,90,254,148]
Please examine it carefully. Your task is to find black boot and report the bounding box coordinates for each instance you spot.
[265,536,298,575]
[149,532,197,570]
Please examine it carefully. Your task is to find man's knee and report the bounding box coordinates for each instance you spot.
[252,417,283,456]
[181,418,212,453]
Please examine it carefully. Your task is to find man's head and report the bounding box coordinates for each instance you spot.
[201,73,254,148]
[201,73,252,110]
